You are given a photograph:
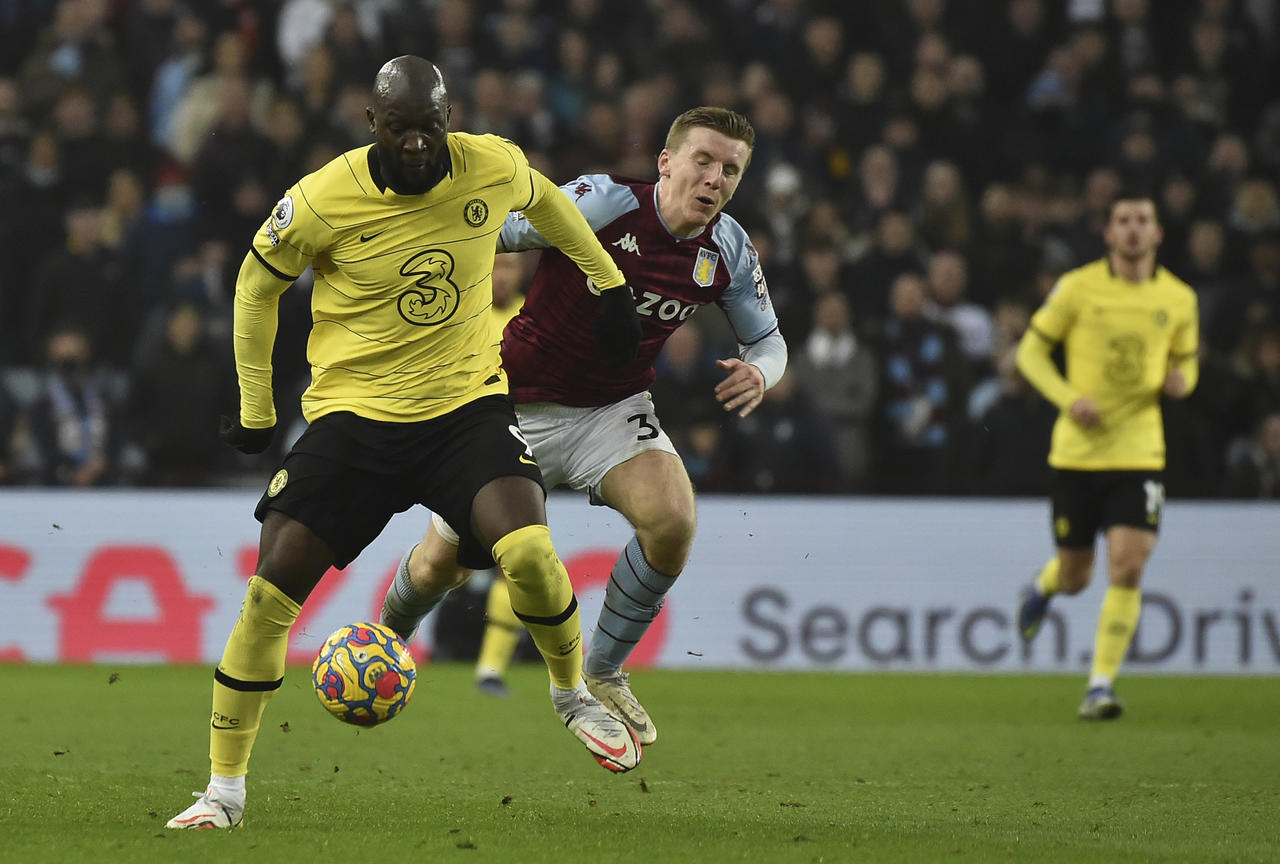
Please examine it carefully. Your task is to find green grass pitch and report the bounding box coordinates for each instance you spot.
[2,663,1277,863]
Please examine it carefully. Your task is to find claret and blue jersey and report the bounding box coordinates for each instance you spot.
[499,173,780,407]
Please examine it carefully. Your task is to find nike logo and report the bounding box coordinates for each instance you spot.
[580,730,631,759]
[618,712,649,733]
[211,722,238,730]
[359,229,388,242]
[519,455,537,466]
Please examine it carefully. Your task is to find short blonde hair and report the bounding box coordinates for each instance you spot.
[664,107,755,166]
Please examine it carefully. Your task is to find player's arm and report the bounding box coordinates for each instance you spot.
[518,169,640,365]
[715,227,787,417]
[499,173,637,253]
[222,188,323,452]
[231,251,291,430]
[1016,279,1093,421]
[1164,298,1200,398]
[520,169,626,291]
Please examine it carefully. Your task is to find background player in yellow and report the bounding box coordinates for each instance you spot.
[166,56,643,831]
[1015,192,1199,720]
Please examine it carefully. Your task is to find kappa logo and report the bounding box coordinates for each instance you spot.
[613,233,641,255]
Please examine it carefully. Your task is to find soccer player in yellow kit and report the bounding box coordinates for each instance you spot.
[1015,193,1199,720]
[166,56,643,830]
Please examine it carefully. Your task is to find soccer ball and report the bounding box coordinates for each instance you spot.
[312,622,416,726]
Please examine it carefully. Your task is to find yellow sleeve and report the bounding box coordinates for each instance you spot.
[232,251,292,428]
[520,169,626,292]
[1016,279,1082,410]
[1169,293,1200,396]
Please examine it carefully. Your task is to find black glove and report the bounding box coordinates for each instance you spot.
[218,415,276,455]
[596,284,642,367]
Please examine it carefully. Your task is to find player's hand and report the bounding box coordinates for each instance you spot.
[1068,397,1100,428]
[714,358,766,418]
[1163,368,1187,398]
[596,284,642,367]
[218,415,276,455]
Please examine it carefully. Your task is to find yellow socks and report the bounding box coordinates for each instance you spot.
[476,575,521,679]
[209,576,300,777]
[1035,557,1061,596]
[1089,585,1141,689]
[492,525,581,689]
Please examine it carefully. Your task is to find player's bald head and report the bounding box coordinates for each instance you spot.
[372,55,448,112]
[367,56,452,195]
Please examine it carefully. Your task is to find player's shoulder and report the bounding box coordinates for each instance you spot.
[1045,258,1105,300]
[1062,257,1110,286]
[562,172,646,202]
[450,131,526,167]
[557,173,644,227]
[294,146,377,212]
[1154,265,1197,302]
[709,209,759,266]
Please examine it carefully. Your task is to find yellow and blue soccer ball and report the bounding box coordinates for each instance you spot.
[312,622,416,726]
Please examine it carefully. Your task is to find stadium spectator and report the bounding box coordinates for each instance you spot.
[874,271,970,494]
[23,323,122,487]
[17,0,125,118]
[969,343,1056,495]
[1221,411,1280,498]
[720,368,837,494]
[849,210,928,327]
[125,302,234,486]
[0,376,16,484]
[926,249,994,377]
[649,318,724,461]
[789,290,879,491]
[167,28,274,166]
[25,195,132,367]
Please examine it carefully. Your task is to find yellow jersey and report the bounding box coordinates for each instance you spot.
[1016,258,1199,470]
[232,135,624,425]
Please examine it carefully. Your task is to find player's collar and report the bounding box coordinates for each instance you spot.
[366,143,453,195]
[1105,255,1158,283]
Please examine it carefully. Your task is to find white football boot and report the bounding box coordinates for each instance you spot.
[584,670,657,745]
[165,785,244,830]
[552,682,641,772]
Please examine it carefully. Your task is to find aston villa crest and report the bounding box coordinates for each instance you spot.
[693,248,718,287]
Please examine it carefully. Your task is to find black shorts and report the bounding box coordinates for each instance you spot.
[1049,469,1165,548]
[255,396,544,570]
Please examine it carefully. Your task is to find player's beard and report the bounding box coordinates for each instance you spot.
[380,148,446,195]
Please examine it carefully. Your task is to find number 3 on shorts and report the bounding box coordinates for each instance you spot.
[627,413,659,441]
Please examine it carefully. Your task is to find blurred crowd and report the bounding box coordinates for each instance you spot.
[1,0,1278,498]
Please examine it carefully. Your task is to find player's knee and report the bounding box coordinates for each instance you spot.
[1108,559,1145,588]
[1058,561,1093,594]
[414,553,471,595]
[647,506,695,556]
[492,524,558,586]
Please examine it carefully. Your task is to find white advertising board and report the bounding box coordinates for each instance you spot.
[0,490,1276,673]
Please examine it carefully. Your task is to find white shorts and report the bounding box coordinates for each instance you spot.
[432,391,678,545]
